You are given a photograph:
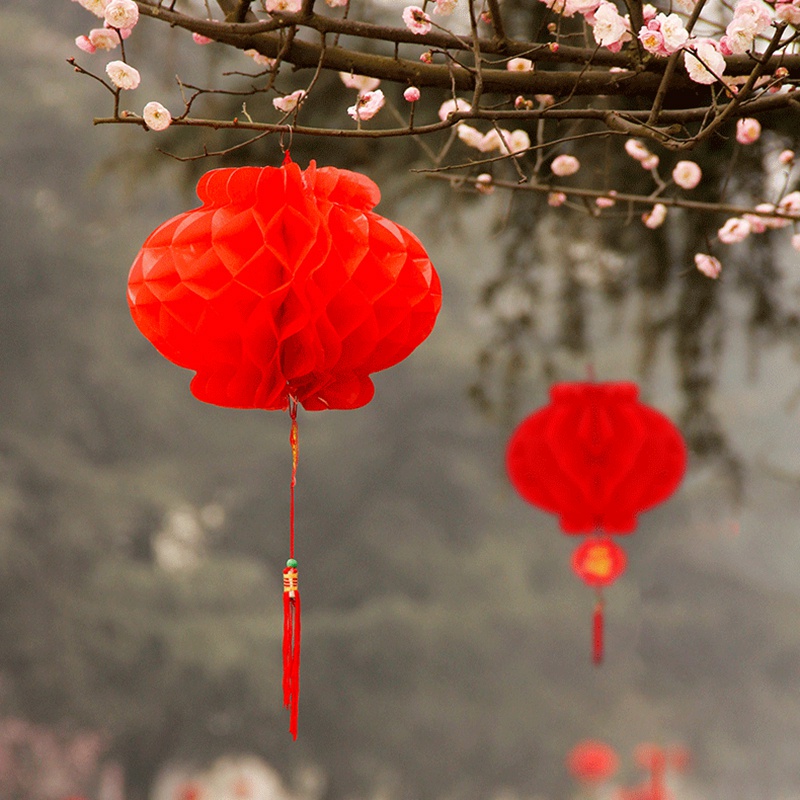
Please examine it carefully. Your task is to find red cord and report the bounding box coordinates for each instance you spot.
[592,596,604,666]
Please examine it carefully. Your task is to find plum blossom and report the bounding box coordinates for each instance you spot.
[478,129,504,152]
[438,97,471,121]
[74,0,109,18]
[590,2,631,51]
[625,138,651,161]
[245,49,277,67]
[507,57,534,71]
[403,6,432,34]
[192,32,213,44]
[779,149,795,165]
[684,38,726,84]
[106,60,140,89]
[551,154,580,176]
[639,13,689,56]
[273,89,306,113]
[643,203,667,228]
[718,217,751,243]
[566,0,603,15]
[88,27,120,50]
[775,0,800,25]
[736,117,761,144]
[347,89,385,120]
[457,124,484,148]
[475,174,494,194]
[695,253,722,278]
[499,129,531,155]
[104,0,139,29]
[535,93,555,106]
[672,160,702,189]
[339,73,381,93]
[75,35,97,53]
[143,101,172,131]
[778,191,800,217]
[326,0,349,6]
[548,191,567,206]
[404,86,421,102]
[744,203,790,231]
[265,0,302,10]
[596,195,616,208]
[641,153,660,170]
[433,0,459,14]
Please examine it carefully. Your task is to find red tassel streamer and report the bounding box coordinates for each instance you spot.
[282,400,301,739]
[592,597,604,665]
[283,563,301,739]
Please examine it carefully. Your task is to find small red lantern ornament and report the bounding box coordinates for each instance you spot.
[128,155,442,737]
[567,739,619,784]
[506,381,686,663]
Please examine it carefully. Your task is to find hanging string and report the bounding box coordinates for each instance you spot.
[592,590,604,666]
[283,397,301,739]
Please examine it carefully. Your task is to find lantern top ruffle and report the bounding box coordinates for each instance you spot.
[128,159,442,410]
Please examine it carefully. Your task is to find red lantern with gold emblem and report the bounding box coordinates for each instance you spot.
[128,155,442,737]
[506,381,686,663]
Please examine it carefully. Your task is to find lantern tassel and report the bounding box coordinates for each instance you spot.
[283,560,300,739]
[592,595,604,666]
[283,400,301,739]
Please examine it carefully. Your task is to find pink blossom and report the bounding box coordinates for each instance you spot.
[475,174,495,194]
[75,0,108,18]
[718,217,751,243]
[75,35,97,53]
[265,0,302,10]
[104,0,138,29]
[192,32,213,44]
[433,0,459,14]
[499,129,531,155]
[515,95,533,109]
[642,3,658,21]
[347,89,385,120]
[596,196,616,208]
[779,149,795,165]
[438,97,471,121]
[624,138,651,161]
[339,73,381,93]
[548,192,567,206]
[88,27,120,50]
[744,203,790,231]
[478,129,503,152]
[403,86,421,102]
[551,154,580,176]
[507,57,534,71]
[639,13,689,56]
[534,93,555,106]
[105,59,140,89]
[143,101,172,131]
[736,117,761,144]
[419,51,433,63]
[775,0,800,25]
[684,38,726,84]
[245,49,277,67]
[639,25,666,55]
[641,153,660,171]
[792,233,800,251]
[672,160,702,189]
[694,253,722,278]
[565,0,602,15]
[457,124,484,148]
[402,6,432,34]
[642,203,667,228]
[273,89,306,113]
[326,0,349,6]
[778,191,800,217]
[590,1,631,50]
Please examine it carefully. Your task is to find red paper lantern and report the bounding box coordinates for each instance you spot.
[567,740,619,783]
[506,382,686,534]
[128,156,441,411]
[506,381,686,663]
[128,156,441,738]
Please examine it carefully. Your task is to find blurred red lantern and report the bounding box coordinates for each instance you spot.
[507,381,686,663]
[567,740,619,783]
[128,155,441,738]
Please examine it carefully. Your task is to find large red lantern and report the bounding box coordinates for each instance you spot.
[128,155,442,737]
[506,382,686,663]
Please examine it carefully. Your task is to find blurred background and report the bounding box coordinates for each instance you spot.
[4,2,800,799]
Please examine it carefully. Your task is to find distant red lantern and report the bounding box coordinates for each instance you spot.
[128,155,441,738]
[567,740,619,783]
[507,381,686,663]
